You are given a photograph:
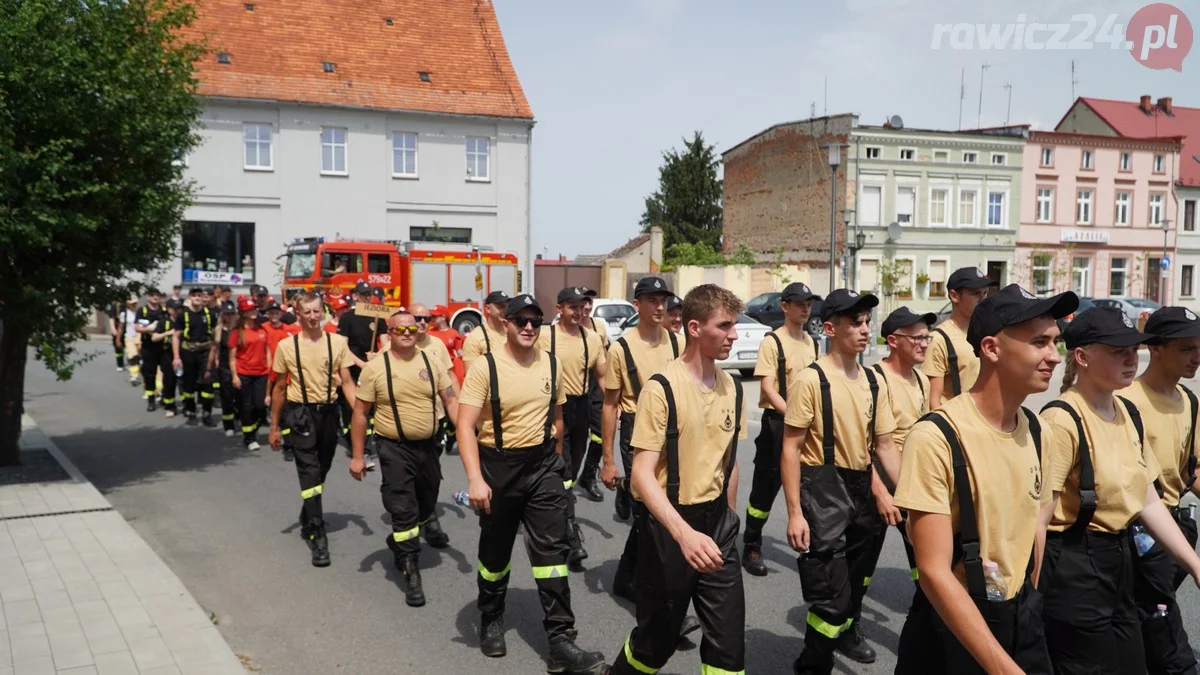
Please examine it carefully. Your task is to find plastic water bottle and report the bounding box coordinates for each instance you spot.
[1132,523,1156,557]
[983,561,1007,601]
[453,490,471,507]
[1152,604,1170,620]
[175,365,184,378]
[1190,503,1197,521]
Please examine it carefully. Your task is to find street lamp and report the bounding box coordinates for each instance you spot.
[1161,217,1172,305]
[824,143,848,293]
[841,208,856,287]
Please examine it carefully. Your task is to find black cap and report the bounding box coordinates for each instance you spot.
[634,276,670,298]
[881,307,938,337]
[966,284,1078,354]
[819,289,879,320]
[580,287,599,298]
[1063,307,1158,350]
[1144,306,1200,339]
[557,286,589,304]
[353,280,372,296]
[146,288,163,296]
[485,290,511,306]
[251,284,269,296]
[505,294,543,318]
[948,266,999,291]
[666,295,682,311]
[188,287,204,296]
[264,300,283,312]
[219,300,237,314]
[165,299,182,309]
[781,282,821,303]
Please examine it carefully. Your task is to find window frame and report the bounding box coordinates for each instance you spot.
[933,149,950,163]
[1153,154,1166,174]
[1109,256,1129,297]
[864,146,882,160]
[1114,191,1132,227]
[898,147,916,162]
[893,256,915,299]
[1076,189,1094,225]
[1119,152,1132,172]
[962,151,979,164]
[1036,187,1054,223]
[1184,199,1197,232]
[991,153,1007,166]
[391,131,418,178]
[1040,147,1054,167]
[243,123,273,171]
[860,184,883,226]
[1148,192,1165,226]
[986,189,1008,228]
[1071,255,1094,296]
[1080,149,1095,170]
[1031,252,1054,295]
[927,256,949,298]
[181,221,257,283]
[895,185,916,225]
[466,136,491,182]
[929,186,950,227]
[958,187,979,227]
[1182,264,1196,298]
[320,126,348,176]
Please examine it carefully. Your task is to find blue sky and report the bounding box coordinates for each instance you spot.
[494,0,1197,258]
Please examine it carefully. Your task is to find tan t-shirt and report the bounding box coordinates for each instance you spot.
[754,328,818,410]
[1118,380,1197,507]
[416,333,454,418]
[784,355,898,471]
[1041,389,1159,533]
[629,360,748,505]
[460,348,567,449]
[461,322,506,372]
[873,363,930,450]
[586,316,611,349]
[272,332,352,404]
[357,351,447,441]
[537,324,606,397]
[923,319,979,404]
[605,326,681,414]
[894,394,1051,600]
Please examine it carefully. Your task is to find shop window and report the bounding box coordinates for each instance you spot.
[181,221,255,284]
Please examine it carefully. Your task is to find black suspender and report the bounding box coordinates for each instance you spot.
[383,351,437,441]
[545,354,559,446]
[649,373,743,506]
[767,333,787,400]
[1182,385,1199,490]
[484,352,558,451]
[1041,401,1098,533]
[872,363,927,408]
[933,328,962,396]
[924,407,1042,601]
[550,325,590,392]
[809,363,879,465]
[617,330,680,400]
[292,333,334,404]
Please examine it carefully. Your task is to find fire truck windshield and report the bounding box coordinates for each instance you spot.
[285,251,316,279]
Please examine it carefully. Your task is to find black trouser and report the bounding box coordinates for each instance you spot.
[561,395,590,485]
[140,345,164,399]
[896,581,1052,675]
[1042,529,1143,674]
[610,498,745,674]
[615,412,640,584]
[238,374,268,445]
[287,403,340,531]
[583,376,603,467]
[377,436,441,555]
[744,410,784,547]
[179,348,213,417]
[218,365,238,431]
[113,334,124,368]
[1134,507,1199,675]
[343,363,374,444]
[160,352,179,412]
[794,466,883,675]
[476,443,575,639]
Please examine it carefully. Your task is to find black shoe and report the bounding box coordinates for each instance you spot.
[677,615,701,640]
[201,415,217,428]
[576,466,604,503]
[567,521,588,569]
[423,515,450,549]
[836,624,876,664]
[308,523,331,568]
[546,635,607,674]
[742,544,767,577]
[145,398,157,412]
[401,553,425,607]
[480,615,506,658]
[614,483,631,521]
[185,415,199,427]
[611,575,635,602]
[283,448,295,462]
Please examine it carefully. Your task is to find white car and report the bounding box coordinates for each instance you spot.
[619,312,769,377]
[588,298,636,342]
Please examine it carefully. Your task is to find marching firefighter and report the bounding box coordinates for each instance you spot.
[456,294,608,674]
[159,299,183,417]
[337,281,385,465]
[538,287,607,569]
[606,284,748,675]
[924,267,998,405]
[781,289,901,672]
[406,302,458,549]
[575,288,608,503]
[262,299,301,461]
[269,292,357,567]
[171,288,219,427]
[743,281,821,577]
[134,289,168,411]
[214,301,241,436]
[229,297,270,451]
[665,293,683,334]
[461,290,510,372]
[351,310,460,607]
[106,296,126,371]
[121,297,142,387]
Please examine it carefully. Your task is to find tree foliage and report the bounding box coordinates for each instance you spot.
[662,242,756,271]
[641,131,723,250]
[0,0,204,465]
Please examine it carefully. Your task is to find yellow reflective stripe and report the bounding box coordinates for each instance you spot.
[142,391,152,399]
[477,561,511,582]
[806,612,852,639]
[212,382,220,389]
[590,432,602,444]
[392,527,420,542]
[222,414,236,421]
[242,425,258,433]
[863,576,872,587]
[180,393,194,400]
[746,504,770,520]
[281,428,291,436]
[200,392,216,399]
[623,634,659,674]
[300,484,323,500]
[365,428,373,436]
[531,564,568,579]
[911,568,920,581]
[563,480,574,490]
[161,398,174,404]
[700,666,745,675]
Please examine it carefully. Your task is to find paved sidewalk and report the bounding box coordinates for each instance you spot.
[1,416,245,675]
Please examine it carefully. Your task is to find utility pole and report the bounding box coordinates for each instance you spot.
[1003,83,1013,126]
[957,67,965,130]
[977,62,991,128]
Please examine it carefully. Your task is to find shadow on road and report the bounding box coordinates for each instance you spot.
[451,589,556,662]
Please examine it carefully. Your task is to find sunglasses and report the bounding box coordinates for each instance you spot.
[388,325,421,335]
[511,316,543,329]
[412,315,431,323]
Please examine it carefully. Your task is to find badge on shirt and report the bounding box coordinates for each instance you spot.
[720,410,734,432]
[542,378,552,394]
[1029,465,1043,500]
[419,369,430,381]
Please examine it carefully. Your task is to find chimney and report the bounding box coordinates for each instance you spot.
[649,226,664,270]
[1140,95,1154,114]
[1158,97,1174,115]
[559,254,566,262]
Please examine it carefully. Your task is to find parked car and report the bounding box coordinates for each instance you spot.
[1091,297,1161,325]
[588,298,636,342]
[744,292,824,338]
[620,312,769,377]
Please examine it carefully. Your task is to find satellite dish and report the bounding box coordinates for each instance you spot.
[887,221,903,242]
[890,115,905,128]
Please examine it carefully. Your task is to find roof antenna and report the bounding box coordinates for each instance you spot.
[1070,59,1080,103]
[1003,83,1013,126]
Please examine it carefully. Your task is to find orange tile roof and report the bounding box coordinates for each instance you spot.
[1065,97,1200,187]
[183,0,533,120]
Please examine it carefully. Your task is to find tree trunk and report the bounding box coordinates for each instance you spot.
[0,319,30,467]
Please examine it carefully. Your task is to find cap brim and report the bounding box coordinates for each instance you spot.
[821,294,879,319]
[951,277,1001,290]
[506,306,543,318]
[1100,331,1160,347]
[1149,322,1200,339]
[782,292,822,303]
[1013,291,1079,324]
[557,294,588,304]
[635,288,671,298]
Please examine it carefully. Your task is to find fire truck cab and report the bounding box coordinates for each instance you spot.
[281,237,518,334]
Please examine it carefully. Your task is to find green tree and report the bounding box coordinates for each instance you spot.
[0,0,203,465]
[641,131,723,250]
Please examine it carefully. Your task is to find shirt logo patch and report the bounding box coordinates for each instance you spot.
[542,378,552,394]
[418,369,430,381]
[1029,464,1043,500]
[720,409,734,432]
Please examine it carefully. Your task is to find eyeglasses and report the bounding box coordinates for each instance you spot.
[388,325,421,335]
[511,316,543,329]
[412,315,431,323]
[894,334,933,345]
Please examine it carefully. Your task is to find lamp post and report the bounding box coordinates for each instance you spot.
[841,207,856,288]
[824,143,848,293]
[1162,217,1172,305]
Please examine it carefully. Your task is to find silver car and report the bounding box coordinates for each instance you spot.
[1091,297,1161,325]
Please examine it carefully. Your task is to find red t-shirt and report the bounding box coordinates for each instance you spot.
[228,327,270,376]
[322,321,338,334]
[263,322,301,381]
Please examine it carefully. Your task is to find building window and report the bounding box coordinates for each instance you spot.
[1071,256,1092,295]
[1185,199,1197,232]
[1036,188,1054,223]
[899,148,915,161]
[958,189,978,226]
[991,153,1007,166]
[1110,257,1128,296]
[896,186,915,224]
[1119,152,1132,171]
[1041,147,1054,167]
[181,221,256,284]
[865,146,881,159]
[928,259,948,298]
[1149,193,1165,226]
[243,123,272,170]
[392,132,417,177]
[409,225,472,244]
[1183,265,1195,298]
[1153,154,1166,173]
[962,151,978,164]
[895,259,914,299]
[320,127,347,174]
[934,150,949,162]
[1114,191,1131,226]
[930,188,948,226]
[1076,189,1094,225]
[857,258,879,294]
[1081,150,1094,169]
[987,191,1006,227]
[1032,253,1054,295]
[466,136,490,181]
[860,185,882,225]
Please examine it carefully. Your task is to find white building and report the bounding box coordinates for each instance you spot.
[172,0,534,294]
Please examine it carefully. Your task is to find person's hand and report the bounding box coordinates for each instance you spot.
[600,458,619,490]
[677,526,724,573]
[231,375,242,390]
[349,456,365,481]
[172,358,183,372]
[264,393,271,408]
[875,489,904,526]
[468,476,493,515]
[269,428,282,451]
[787,514,811,553]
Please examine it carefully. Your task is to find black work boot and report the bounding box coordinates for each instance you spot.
[307,517,331,568]
[545,634,607,674]
[201,414,217,428]
[401,553,425,607]
[614,480,631,521]
[146,397,157,413]
[480,614,506,658]
[185,414,199,427]
[836,623,876,664]
[576,464,604,503]
[566,520,588,570]
[423,514,450,549]
[742,544,768,577]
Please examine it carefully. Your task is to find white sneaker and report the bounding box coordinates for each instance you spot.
[164,410,176,419]
[247,441,261,451]
[224,429,235,438]
[116,366,125,372]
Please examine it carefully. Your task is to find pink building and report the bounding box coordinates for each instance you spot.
[1015,130,1183,304]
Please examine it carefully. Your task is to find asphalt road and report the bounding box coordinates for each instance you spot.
[21,343,1200,675]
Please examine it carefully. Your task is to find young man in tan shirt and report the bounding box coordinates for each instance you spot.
[923,267,998,405]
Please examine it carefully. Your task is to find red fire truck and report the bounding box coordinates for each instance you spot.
[280,237,519,333]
